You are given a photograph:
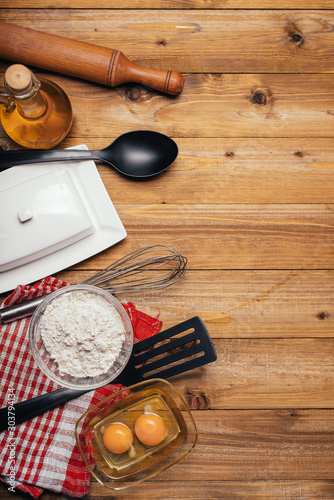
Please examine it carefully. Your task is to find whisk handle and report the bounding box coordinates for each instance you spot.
[0,295,49,323]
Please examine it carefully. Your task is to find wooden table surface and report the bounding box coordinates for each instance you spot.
[1,1,334,499]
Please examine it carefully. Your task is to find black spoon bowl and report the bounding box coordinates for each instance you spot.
[0,130,178,178]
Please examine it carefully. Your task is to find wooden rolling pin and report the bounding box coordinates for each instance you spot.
[0,21,184,95]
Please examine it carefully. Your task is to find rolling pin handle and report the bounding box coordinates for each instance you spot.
[114,52,184,95]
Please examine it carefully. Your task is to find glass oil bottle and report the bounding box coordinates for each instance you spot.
[0,64,73,149]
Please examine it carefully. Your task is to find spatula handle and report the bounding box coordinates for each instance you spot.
[0,387,88,433]
[0,21,184,96]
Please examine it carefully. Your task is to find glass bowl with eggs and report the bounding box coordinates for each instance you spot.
[74,378,198,490]
[28,284,133,390]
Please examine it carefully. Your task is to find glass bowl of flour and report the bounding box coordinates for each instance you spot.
[28,284,133,390]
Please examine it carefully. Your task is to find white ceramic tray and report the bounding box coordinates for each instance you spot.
[0,145,126,293]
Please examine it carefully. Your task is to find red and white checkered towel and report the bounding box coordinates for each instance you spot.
[0,277,162,498]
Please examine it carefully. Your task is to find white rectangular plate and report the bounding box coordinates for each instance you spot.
[0,145,126,293]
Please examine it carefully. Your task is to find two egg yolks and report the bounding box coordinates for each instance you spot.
[102,413,166,454]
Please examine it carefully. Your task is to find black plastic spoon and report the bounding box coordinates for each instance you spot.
[0,130,178,178]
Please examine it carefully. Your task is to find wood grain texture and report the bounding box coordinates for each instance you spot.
[171,340,334,408]
[116,410,334,477]
[2,10,334,73]
[2,0,334,7]
[1,135,334,204]
[2,72,334,139]
[67,72,334,138]
[43,203,332,270]
[8,137,330,205]
[1,408,334,497]
[53,480,334,499]
[1,481,334,499]
[0,2,334,499]
[49,269,333,338]
[100,144,334,204]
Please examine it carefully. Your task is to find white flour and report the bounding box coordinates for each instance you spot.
[39,290,126,378]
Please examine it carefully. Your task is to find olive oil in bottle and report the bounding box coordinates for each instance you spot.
[0,64,72,149]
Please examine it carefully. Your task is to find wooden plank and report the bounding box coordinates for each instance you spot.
[73,480,334,499]
[2,72,334,139]
[0,137,328,205]
[1,1,334,8]
[99,135,334,204]
[1,481,334,499]
[2,10,334,73]
[100,138,334,204]
[39,269,333,339]
[1,269,332,338]
[71,480,334,499]
[169,340,334,408]
[47,203,333,270]
[0,411,334,494]
[123,410,334,478]
[2,411,334,485]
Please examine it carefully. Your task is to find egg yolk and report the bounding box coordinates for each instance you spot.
[102,422,133,454]
[134,412,166,447]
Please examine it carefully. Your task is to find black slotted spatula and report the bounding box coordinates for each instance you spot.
[0,317,216,432]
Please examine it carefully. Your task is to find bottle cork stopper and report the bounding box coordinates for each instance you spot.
[5,64,32,91]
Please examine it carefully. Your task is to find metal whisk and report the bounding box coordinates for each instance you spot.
[0,245,187,323]
[82,244,187,293]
